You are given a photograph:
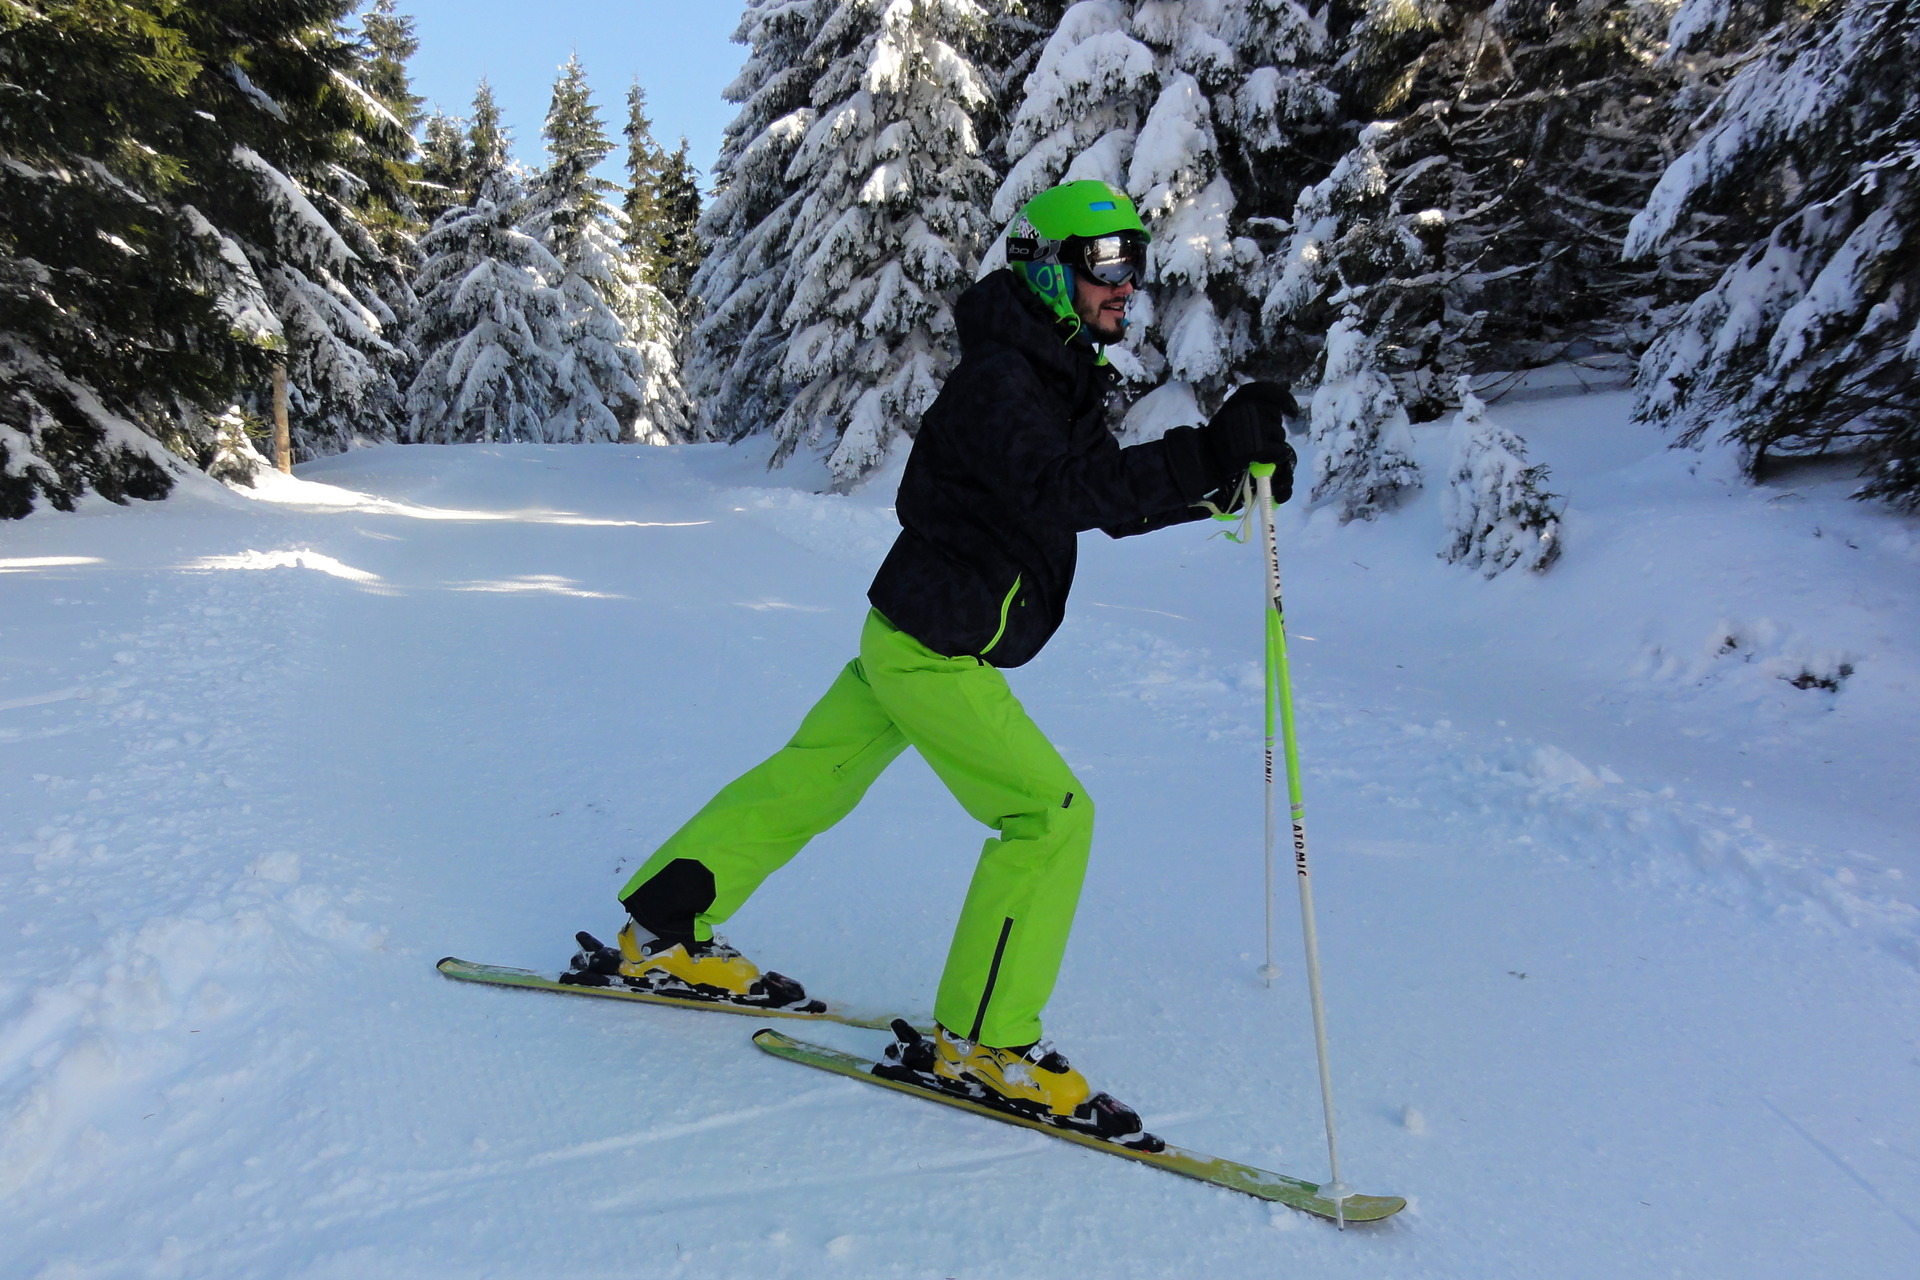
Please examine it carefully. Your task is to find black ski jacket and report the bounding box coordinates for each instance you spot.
[867,269,1229,668]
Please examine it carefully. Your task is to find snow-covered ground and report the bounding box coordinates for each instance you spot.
[3,393,1917,1278]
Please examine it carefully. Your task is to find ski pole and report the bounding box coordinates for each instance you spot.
[1250,460,1352,1222]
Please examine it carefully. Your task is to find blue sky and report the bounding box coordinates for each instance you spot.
[394,1,744,186]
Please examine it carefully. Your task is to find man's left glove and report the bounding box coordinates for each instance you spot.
[1201,381,1298,501]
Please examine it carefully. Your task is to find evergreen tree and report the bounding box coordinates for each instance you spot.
[405,170,568,442]
[195,1,417,457]
[1259,0,1692,419]
[468,78,512,190]
[621,80,667,253]
[620,84,707,312]
[651,138,706,311]
[773,0,1000,483]
[416,110,472,223]
[977,0,1071,170]
[1307,312,1421,520]
[526,54,647,441]
[1440,378,1561,575]
[618,255,696,444]
[0,0,417,514]
[1257,120,1401,365]
[615,81,696,438]
[359,0,425,132]
[414,80,511,228]
[0,0,216,514]
[687,0,834,444]
[1626,0,1920,508]
[1256,121,1429,513]
[990,0,1336,422]
[352,0,428,248]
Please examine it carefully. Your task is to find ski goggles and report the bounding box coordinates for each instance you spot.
[1067,232,1147,286]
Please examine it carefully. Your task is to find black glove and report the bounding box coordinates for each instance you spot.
[1201,381,1298,499]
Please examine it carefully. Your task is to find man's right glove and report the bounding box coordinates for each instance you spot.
[1201,381,1298,500]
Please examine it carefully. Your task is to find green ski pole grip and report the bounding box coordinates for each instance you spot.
[1249,461,1277,478]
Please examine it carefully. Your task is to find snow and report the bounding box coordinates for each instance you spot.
[3,389,1918,1276]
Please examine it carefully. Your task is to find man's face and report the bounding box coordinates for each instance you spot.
[1072,272,1136,343]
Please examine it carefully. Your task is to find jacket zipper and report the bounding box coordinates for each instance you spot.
[978,574,1022,656]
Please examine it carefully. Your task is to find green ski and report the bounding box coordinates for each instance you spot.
[752,1027,1406,1223]
[436,956,914,1032]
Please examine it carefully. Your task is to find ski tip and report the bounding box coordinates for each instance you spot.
[435,956,461,970]
[1317,1193,1406,1223]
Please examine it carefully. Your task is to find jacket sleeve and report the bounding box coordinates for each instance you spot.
[949,351,1225,533]
[1100,501,1214,539]
[1099,456,1260,537]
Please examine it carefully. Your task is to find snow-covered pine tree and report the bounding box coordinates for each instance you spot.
[689,0,833,443]
[1262,0,1688,421]
[405,168,569,443]
[337,0,430,441]
[1440,377,1561,575]
[1,0,418,514]
[146,0,430,459]
[524,55,646,442]
[622,82,667,253]
[416,111,471,224]
[650,139,707,315]
[467,79,511,182]
[619,263,695,444]
[991,2,1150,237]
[209,71,414,456]
[618,81,696,442]
[1308,312,1421,521]
[359,0,425,134]
[352,0,428,251]
[773,0,999,483]
[415,81,512,228]
[990,0,1336,431]
[1256,122,1427,512]
[1626,0,1920,508]
[990,1,1184,403]
[977,0,1071,164]
[1209,0,1339,378]
[0,0,231,514]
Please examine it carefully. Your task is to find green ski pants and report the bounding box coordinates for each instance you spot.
[618,608,1092,1048]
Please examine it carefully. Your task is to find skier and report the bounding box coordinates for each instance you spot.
[575,179,1295,1135]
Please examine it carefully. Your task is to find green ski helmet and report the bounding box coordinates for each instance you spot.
[1007,179,1150,333]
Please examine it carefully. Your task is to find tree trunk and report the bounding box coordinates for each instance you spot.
[272,364,292,474]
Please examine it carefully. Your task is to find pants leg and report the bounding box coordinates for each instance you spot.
[618,656,908,942]
[859,611,1094,1049]
[622,610,1093,1049]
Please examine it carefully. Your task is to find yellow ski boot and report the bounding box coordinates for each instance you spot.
[874,1021,1150,1144]
[560,926,819,1011]
[615,920,764,996]
[933,1024,1091,1116]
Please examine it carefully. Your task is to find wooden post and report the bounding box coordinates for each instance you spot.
[272,363,292,474]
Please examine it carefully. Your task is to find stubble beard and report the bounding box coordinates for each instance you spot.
[1075,295,1130,344]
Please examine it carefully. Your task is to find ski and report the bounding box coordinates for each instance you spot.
[436,956,913,1032]
[752,1027,1406,1223]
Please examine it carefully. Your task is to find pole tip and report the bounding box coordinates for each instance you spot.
[1257,963,1282,985]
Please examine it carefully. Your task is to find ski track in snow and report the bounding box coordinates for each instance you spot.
[2,427,1916,1277]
